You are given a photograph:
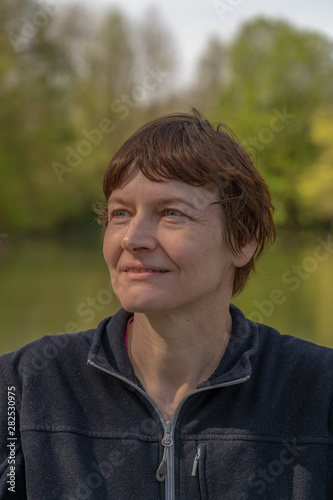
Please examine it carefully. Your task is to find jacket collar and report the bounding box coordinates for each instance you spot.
[88,308,138,384]
[197,304,259,387]
[88,305,259,388]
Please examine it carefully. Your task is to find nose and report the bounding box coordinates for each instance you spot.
[121,215,157,253]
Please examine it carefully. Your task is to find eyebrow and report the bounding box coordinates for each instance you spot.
[108,195,199,209]
[155,197,198,209]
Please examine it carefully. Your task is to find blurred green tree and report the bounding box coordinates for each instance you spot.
[2,11,332,233]
[0,0,80,232]
[197,18,333,227]
[0,3,176,234]
[298,107,333,226]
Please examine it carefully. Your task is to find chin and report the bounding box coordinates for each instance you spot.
[118,296,157,314]
[118,297,170,315]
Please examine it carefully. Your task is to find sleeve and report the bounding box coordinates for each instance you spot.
[0,351,27,499]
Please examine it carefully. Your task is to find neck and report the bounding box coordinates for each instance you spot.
[127,305,232,420]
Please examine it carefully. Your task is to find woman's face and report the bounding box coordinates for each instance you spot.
[103,169,250,316]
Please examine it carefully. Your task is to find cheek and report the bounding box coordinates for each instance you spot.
[201,236,234,277]
[102,238,108,264]
[170,240,213,276]
[103,232,120,269]
[169,226,224,265]
[102,235,111,265]
[165,234,197,264]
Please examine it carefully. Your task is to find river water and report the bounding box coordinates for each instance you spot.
[1,229,332,355]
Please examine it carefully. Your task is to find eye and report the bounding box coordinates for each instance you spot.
[109,209,130,222]
[164,209,184,217]
[114,210,128,217]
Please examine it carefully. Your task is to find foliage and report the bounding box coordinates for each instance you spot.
[0,1,176,233]
[298,107,333,224]
[196,18,333,228]
[1,7,332,234]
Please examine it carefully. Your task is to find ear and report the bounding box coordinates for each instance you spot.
[232,240,258,268]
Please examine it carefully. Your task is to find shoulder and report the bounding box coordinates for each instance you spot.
[230,304,333,368]
[252,320,333,391]
[0,328,98,404]
[237,315,333,439]
[256,321,333,363]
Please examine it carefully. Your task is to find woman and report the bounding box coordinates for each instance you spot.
[1,109,332,499]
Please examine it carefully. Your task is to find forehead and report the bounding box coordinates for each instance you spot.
[108,169,218,210]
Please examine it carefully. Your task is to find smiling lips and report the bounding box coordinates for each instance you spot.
[122,266,169,278]
[125,268,168,273]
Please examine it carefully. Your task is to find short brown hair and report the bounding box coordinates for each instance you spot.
[95,109,276,295]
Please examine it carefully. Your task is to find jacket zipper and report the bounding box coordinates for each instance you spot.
[156,421,172,481]
[156,420,174,499]
[88,358,249,500]
[158,376,249,500]
[191,446,201,477]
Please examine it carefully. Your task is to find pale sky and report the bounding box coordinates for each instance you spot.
[79,0,333,85]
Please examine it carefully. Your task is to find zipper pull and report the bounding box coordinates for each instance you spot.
[191,446,201,477]
[162,421,172,445]
[156,421,173,482]
[156,446,168,481]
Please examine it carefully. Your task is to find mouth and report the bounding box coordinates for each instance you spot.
[122,266,169,280]
[124,268,169,274]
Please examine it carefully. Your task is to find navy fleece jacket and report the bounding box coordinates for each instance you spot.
[0,305,332,499]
